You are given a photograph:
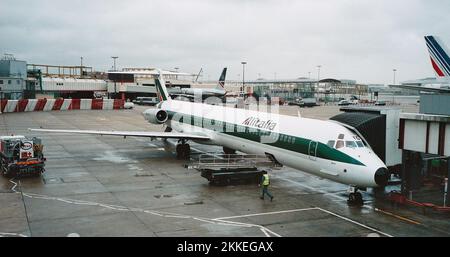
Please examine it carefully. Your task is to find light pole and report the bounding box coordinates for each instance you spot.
[393,68,397,85]
[317,65,321,82]
[174,67,179,80]
[241,61,247,97]
[111,56,118,99]
[308,71,311,79]
[316,65,321,100]
[392,68,397,104]
[111,56,118,71]
[80,57,83,78]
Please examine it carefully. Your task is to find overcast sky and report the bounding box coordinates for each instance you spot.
[1,0,449,84]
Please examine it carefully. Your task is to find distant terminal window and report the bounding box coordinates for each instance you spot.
[8,80,11,84]
[0,80,3,84]
[16,80,20,84]
[327,140,335,148]
[336,140,344,149]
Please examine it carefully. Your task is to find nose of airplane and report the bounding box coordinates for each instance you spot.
[374,167,389,187]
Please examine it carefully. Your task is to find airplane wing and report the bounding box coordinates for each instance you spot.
[172,94,196,99]
[389,84,450,93]
[28,128,211,140]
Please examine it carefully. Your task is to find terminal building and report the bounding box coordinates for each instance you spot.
[106,68,197,100]
[0,55,198,100]
[243,78,368,102]
[0,55,27,100]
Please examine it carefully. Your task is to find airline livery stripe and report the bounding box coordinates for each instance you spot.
[427,37,450,69]
[425,37,450,76]
[425,37,449,68]
[430,57,445,77]
[428,47,450,76]
[426,42,450,76]
[155,79,168,101]
[168,111,365,166]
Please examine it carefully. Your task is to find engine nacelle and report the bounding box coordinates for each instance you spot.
[143,109,168,124]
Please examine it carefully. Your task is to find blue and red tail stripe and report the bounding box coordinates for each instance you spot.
[425,36,450,77]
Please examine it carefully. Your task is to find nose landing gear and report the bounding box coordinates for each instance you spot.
[347,186,364,206]
[176,140,190,159]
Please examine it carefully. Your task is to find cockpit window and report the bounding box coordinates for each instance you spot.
[327,140,335,148]
[345,141,357,148]
[336,140,344,149]
[356,141,364,147]
[338,134,345,139]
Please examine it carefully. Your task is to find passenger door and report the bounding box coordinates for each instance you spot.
[308,141,318,161]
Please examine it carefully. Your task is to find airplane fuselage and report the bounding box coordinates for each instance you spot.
[151,100,389,188]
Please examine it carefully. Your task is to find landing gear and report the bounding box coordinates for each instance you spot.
[223,146,236,155]
[347,186,364,206]
[176,141,190,160]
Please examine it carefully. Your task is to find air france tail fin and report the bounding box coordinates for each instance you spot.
[215,67,227,90]
[154,70,171,102]
[425,35,450,77]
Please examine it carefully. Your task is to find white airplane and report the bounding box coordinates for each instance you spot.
[171,68,228,98]
[392,35,450,93]
[30,71,389,204]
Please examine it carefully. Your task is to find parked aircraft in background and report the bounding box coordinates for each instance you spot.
[391,35,450,93]
[170,68,228,99]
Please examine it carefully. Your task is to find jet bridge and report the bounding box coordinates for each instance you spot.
[330,106,402,173]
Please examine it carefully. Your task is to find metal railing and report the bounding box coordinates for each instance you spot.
[189,153,276,170]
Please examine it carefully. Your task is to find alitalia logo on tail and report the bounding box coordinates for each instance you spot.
[425,36,450,77]
[154,72,169,101]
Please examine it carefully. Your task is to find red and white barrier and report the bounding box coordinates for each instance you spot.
[0,99,125,113]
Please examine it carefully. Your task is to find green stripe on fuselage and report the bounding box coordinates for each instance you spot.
[167,110,364,166]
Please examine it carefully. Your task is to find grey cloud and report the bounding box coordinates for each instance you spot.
[0,0,449,84]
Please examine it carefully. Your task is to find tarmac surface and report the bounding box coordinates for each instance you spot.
[1,103,449,237]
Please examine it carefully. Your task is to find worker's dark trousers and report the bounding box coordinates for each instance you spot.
[261,185,273,199]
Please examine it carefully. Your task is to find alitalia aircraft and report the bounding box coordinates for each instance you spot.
[174,67,227,98]
[30,71,389,204]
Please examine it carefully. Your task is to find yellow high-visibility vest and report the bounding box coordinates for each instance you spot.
[263,174,270,186]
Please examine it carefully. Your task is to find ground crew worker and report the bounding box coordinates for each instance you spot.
[259,170,274,201]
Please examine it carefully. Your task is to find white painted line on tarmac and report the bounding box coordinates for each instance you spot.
[0,232,27,237]
[274,175,376,211]
[215,206,393,237]
[214,207,319,220]
[274,175,347,201]
[7,178,280,238]
[190,146,393,237]
[316,207,393,237]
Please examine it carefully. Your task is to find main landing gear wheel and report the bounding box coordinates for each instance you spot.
[347,186,364,206]
[223,146,236,155]
[347,192,363,206]
[176,143,190,160]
